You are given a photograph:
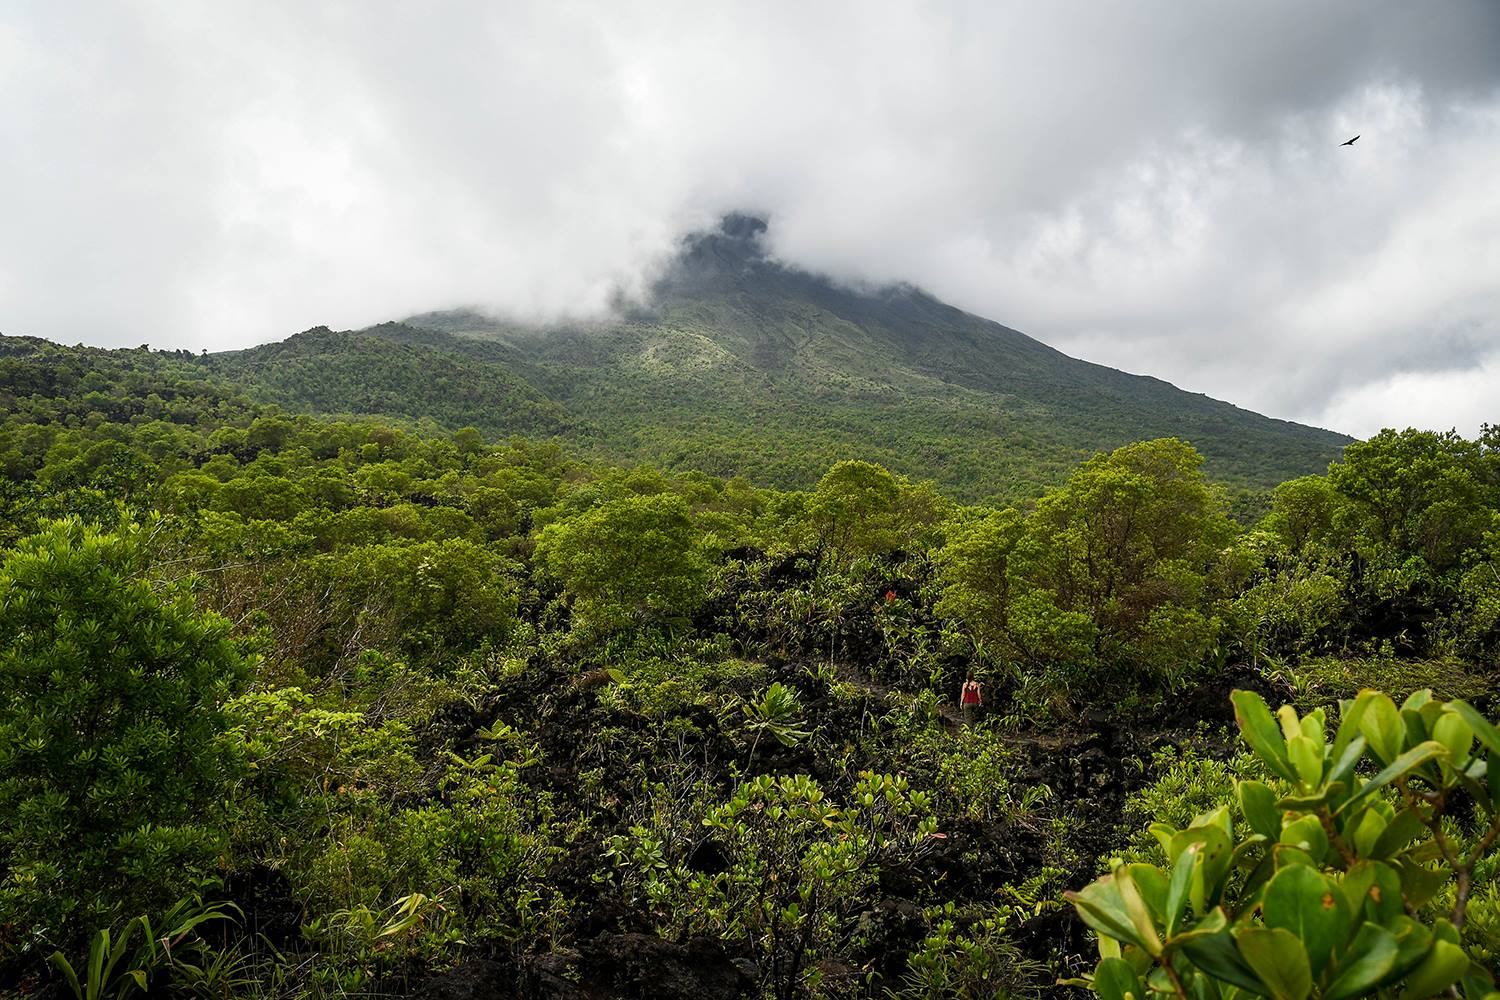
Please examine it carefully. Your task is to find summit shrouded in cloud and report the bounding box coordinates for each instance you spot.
[190,212,1350,501]
[2,1,1499,437]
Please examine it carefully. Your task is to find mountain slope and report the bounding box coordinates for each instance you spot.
[184,215,1350,502]
[385,215,1350,499]
[209,326,571,438]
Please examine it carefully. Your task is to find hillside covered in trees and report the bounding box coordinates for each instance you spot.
[1,335,1497,999]
[188,216,1350,505]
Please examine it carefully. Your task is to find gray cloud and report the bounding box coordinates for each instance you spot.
[2,1,1498,437]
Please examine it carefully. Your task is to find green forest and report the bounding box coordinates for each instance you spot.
[2,340,1499,1000]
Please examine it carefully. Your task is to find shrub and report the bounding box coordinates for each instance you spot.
[0,520,250,954]
[901,904,1047,999]
[1067,687,1500,999]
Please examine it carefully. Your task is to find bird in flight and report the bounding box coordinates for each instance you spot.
[1341,134,1360,146]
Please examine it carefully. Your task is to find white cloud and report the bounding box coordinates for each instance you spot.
[1321,353,1500,438]
[1,1,1497,435]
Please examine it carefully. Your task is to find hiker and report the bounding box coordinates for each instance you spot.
[959,671,982,724]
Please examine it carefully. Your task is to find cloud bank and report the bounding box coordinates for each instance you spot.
[2,1,1498,437]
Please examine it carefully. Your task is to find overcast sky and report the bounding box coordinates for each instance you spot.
[3,2,1498,438]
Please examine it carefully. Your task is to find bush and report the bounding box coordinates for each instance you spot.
[0,520,250,954]
[901,904,1047,999]
[1067,687,1500,999]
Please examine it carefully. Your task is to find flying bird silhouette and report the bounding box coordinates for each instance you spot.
[1341,134,1360,146]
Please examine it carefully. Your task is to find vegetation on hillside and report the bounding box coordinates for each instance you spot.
[0,332,1495,999]
[179,217,1352,505]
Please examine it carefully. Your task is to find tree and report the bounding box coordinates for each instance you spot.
[0,519,250,950]
[1264,475,1341,557]
[534,493,710,632]
[937,439,1237,707]
[1330,429,1495,574]
[244,416,296,455]
[934,508,1027,656]
[1263,430,1500,659]
[806,460,944,565]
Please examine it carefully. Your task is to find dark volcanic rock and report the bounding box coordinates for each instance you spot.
[417,957,518,1000]
[575,932,753,1000]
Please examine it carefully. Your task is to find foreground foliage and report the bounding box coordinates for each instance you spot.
[1068,687,1500,999]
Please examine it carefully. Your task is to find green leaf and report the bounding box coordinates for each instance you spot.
[1193,804,1234,838]
[1067,875,1146,951]
[1460,967,1500,1000]
[1401,690,1434,712]
[1457,757,1492,814]
[1261,865,1350,978]
[48,951,82,1000]
[1335,742,1446,816]
[1396,939,1469,1000]
[1338,859,1375,915]
[87,929,108,1000]
[1388,917,1434,981]
[1332,693,1373,766]
[1371,808,1426,859]
[1300,709,1327,743]
[1350,804,1391,857]
[1359,691,1406,766]
[1278,784,1345,811]
[1240,845,1279,901]
[1348,860,1404,924]
[1400,691,1437,750]
[1273,843,1319,870]
[1238,780,1282,840]
[1164,842,1198,936]
[1233,690,1299,783]
[1229,832,1269,872]
[1326,735,1368,791]
[1279,813,1329,862]
[1323,921,1401,1000]
[157,903,237,943]
[1448,700,1500,759]
[1125,863,1169,924]
[1092,957,1149,1000]
[1179,926,1267,994]
[1279,704,1304,741]
[1148,822,1179,856]
[1169,823,1233,913]
[1170,904,1228,941]
[1116,866,1165,956]
[1433,711,1473,769]
[1288,734,1325,788]
[1394,859,1449,909]
[1235,926,1313,1000]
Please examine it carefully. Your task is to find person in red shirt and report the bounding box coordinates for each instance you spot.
[960,671,982,724]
